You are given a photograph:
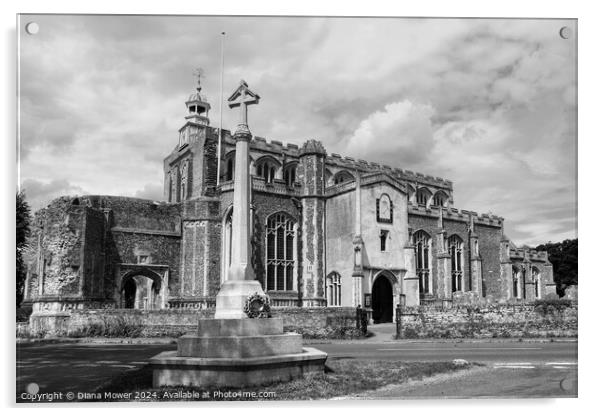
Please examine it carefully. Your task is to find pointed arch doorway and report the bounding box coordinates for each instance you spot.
[372,273,394,323]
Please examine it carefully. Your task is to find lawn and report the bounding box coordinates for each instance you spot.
[90,359,470,402]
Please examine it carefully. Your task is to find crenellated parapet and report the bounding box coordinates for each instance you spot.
[408,204,504,228]
[324,153,453,190]
[509,247,550,263]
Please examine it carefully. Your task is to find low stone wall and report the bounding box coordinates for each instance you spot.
[397,301,578,339]
[29,309,214,338]
[273,307,360,339]
[25,307,359,339]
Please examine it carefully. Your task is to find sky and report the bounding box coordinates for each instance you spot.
[17,15,577,247]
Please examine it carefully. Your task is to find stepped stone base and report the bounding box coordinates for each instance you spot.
[149,317,328,388]
[151,347,327,388]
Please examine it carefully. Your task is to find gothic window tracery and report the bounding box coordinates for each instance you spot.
[265,213,297,291]
[326,272,342,306]
[432,191,448,207]
[532,266,541,299]
[416,188,431,206]
[179,161,189,201]
[512,266,521,298]
[449,235,463,292]
[257,158,278,184]
[413,231,432,295]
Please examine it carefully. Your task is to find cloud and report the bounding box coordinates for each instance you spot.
[20,178,86,211]
[344,100,436,167]
[133,183,164,201]
[17,16,577,246]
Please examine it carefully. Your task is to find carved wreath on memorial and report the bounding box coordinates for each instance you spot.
[243,292,272,318]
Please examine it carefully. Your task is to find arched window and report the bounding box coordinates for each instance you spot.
[407,185,415,204]
[413,231,431,295]
[377,194,393,223]
[333,170,354,185]
[448,235,463,292]
[432,191,448,207]
[283,163,297,187]
[221,209,233,283]
[179,160,189,201]
[256,158,278,184]
[532,267,541,299]
[416,188,431,206]
[265,213,297,291]
[224,152,235,182]
[326,272,342,306]
[512,266,521,298]
[170,170,178,203]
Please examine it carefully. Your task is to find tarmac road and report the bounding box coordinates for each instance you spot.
[16,339,577,401]
[316,340,577,363]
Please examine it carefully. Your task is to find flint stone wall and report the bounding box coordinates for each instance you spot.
[398,302,577,338]
[25,307,359,338]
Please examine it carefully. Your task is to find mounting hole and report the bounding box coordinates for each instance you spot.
[25,22,39,35]
[559,26,572,39]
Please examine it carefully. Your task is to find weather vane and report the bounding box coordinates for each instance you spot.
[193,67,205,90]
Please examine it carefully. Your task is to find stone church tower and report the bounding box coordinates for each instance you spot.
[22,79,557,328]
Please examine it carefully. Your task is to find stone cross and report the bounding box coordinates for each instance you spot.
[215,80,264,319]
[228,80,260,132]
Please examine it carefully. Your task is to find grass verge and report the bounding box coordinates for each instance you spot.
[89,359,469,402]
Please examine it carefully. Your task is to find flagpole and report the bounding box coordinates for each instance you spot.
[216,31,226,188]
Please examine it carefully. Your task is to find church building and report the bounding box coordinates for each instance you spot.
[23,80,556,323]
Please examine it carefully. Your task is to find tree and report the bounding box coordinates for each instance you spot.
[535,239,578,297]
[16,191,32,307]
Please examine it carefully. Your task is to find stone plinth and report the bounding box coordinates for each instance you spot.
[151,347,327,388]
[150,318,327,388]
[214,280,264,319]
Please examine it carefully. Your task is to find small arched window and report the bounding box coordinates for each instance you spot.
[407,185,415,204]
[283,163,297,187]
[326,272,342,306]
[376,194,393,223]
[333,170,354,185]
[224,152,235,182]
[179,161,189,201]
[532,267,541,299]
[416,188,431,206]
[512,266,521,298]
[448,235,463,292]
[432,191,448,207]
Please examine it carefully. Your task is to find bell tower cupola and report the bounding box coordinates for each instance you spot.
[178,68,212,147]
[185,68,211,126]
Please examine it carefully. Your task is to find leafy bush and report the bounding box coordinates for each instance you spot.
[533,299,572,316]
[68,315,143,338]
[284,325,366,339]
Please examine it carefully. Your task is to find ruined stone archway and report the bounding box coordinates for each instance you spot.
[116,265,168,310]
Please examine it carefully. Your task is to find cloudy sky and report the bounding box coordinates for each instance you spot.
[18,15,577,246]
